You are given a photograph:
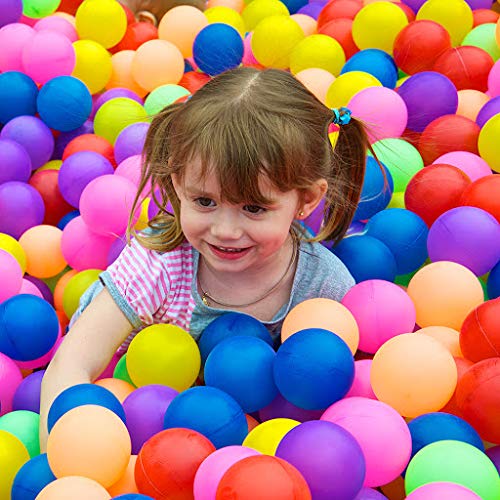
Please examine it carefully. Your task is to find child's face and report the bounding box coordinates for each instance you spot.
[172,158,302,275]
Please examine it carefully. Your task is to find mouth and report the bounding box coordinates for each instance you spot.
[207,243,252,260]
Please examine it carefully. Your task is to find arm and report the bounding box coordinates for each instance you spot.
[39,287,134,452]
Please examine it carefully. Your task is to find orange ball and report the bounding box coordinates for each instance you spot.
[107,455,138,496]
[106,50,148,98]
[281,298,359,354]
[62,134,115,167]
[246,414,260,433]
[47,405,131,488]
[19,225,67,279]
[36,476,111,500]
[371,333,458,417]
[291,14,318,37]
[94,378,136,403]
[456,90,490,121]
[407,262,484,330]
[207,0,245,12]
[418,326,463,358]
[295,68,335,105]
[53,270,78,312]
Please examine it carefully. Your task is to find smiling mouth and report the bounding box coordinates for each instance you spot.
[211,245,249,253]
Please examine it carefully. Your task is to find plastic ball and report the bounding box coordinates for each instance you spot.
[325,70,381,108]
[0,71,37,124]
[341,48,398,88]
[94,88,143,113]
[116,20,158,51]
[62,133,115,165]
[345,359,376,400]
[144,84,190,116]
[478,113,500,173]
[457,89,490,121]
[487,260,500,299]
[0,409,39,458]
[433,151,491,182]
[332,234,398,283]
[406,482,481,499]
[52,120,94,160]
[12,369,44,413]
[205,6,245,36]
[22,0,61,18]
[276,420,365,500]
[114,122,149,165]
[178,70,210,94]
[242,0,289,31]
[294,68,335,105]
[259,395,322,423]
[113,495,152,500]
[11,453,56,500]
[486,446,500,474]
[405,440,500,499]
[487,61,500,98]
[0,0,22,27]
[0,351,23,415]
[95,378,135,404]
[0,248,22,302]
[34,14,77,41]
[72,39,112,95]
[107,51,148,98]
[0,23,35,73]
[36,476,111,500]
[318,17,357,60]
[419,326,462,357]
[243,418,300,455]
[0,430,30,499]
[462,23,500,61]
[475,8,499,26]
[0,233,26,273]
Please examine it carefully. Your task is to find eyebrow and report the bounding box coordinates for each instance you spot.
[185,187,218,199]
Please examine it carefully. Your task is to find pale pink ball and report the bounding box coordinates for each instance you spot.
[0,23,35,72]
[345,359,377,400]
[34,15,78,42]
[433,151,492,182]
[19,278,44,298]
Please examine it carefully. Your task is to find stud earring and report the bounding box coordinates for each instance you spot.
[298,211,304,218]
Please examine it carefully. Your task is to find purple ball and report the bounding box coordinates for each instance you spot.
[123,384,178,454]
[0,181,45,238]
[94,88,143,114]
[465,0,494,8]
[398,72,458,133]
[107,237,126,266]
[24,275,54,306]
[0,115,54,170]
[296,2,324,18]
[0,0,22,28]
[148,194,172,220]
[476,96,500,128]
[59,151,114,208]
[114,122,149,165]
[0,138,31,184]
[401,0,426,12]
[52,120,94,160]
[427,206,500,276]
[355,488,388,499]
[276,420,366,500]
[486,445,500,474]
[259,394,322,423]
[12,369,45,413]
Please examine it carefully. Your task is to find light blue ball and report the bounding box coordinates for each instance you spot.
[341,49,398,88]
[487,260,500,299]
[11,454,55,500]
[0,71,38,124]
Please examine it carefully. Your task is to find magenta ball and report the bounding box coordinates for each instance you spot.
[406,482,481,499]
[0,249,22,302]
[258,393,323,423]
[115,155,143,188]
[114,122,149,165]
[0,138,31,183]
[276,420,366,500]
[12,369,45,413]
[433,152,491,182]
[345,360,377,400]
[0,181,45,238]
[0,23,35,72]
[0,351,23,415]
[427,206,500,276]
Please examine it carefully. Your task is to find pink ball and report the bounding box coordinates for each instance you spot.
[341,280,416,354]
[19,278,44,298]
[433,151,492,182]
[242,32,259,66]
[16,325,62,370]
[0,249,23,303]
[34,16,78,42]
[61,216,116,270]
[193,446,260,500]
[0,351,23,415]
[345,359,377,400]
[406,482,481,499]
[321,396,412,488]
[487,59,500,98]
[0,23,35,72]
[348,86,408,143]
[22,29,75,84]
[115,155,143,188]
[80,174,140,237]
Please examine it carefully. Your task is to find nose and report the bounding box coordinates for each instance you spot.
[210,208,244,241]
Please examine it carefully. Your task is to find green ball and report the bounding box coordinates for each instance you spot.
[405,440,500,500]
[462,24,500,62]
[144,84,190,116]
[0,411,40,458]
[113,354,136,386]
[23,0,61,18]
[94,98,148,144]
[370,138,424,192]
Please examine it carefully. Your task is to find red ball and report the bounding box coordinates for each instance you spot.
[418,115,480,165]
[116,21,158,51]
[29,170,73,226]
[433,46,494,92]
[135,428,215,500]
[393,20,451,75]
[439,356,474,418]
[456,357,500,444]
[216,455,311,500]
[58,0,84,15]
[318,18,359,60]
[473,9,499,27]
[461,175,500,223]
[397,2,416,22]
[179,71,211,94]
[460,299,500,362]
[62,134,116,167]
[405,164,472,227]
[317,0,362,30]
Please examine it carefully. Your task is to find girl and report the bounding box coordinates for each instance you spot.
[40,67,371,449]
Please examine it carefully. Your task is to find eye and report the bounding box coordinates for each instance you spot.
[243,204,266,215]
[195,197,215,208]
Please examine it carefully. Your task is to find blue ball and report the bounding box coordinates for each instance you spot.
[11,453,56,500]
[354,157,393,221]
[273,328,354,410]
[365,208,429,275]
[199,312,273,363]
[332,234,397,283]
[0,71,38,124]
[204,336,278,413]
[37,76,92,132]
[280,0,307,14]
[57,209,80,230]
[47,383,126,433]
[164,386,248,448]
[0,295,59,361]
[193,23,244,76]
[408,412,484,460]
[112,496,154,500]
[487,260,500,299]
[341,49,398,88]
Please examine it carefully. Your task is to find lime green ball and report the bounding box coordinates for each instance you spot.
[371,138,424,192]
[388,191,405,209]
[0,411,40,458]
[23,0,61,18]
[113,355,136,386]
[94,98,148,144]
[242,0,289,32]
[290,34,345,77]
[405,440,500,500]
[62,269,101,318]
[144,84,190,116]
[462,23,500,61]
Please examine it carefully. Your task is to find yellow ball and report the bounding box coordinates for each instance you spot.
[0,430,30,499]
[388,191,406,209]
[478,113,500,173]
[134,198,150,231]
[352,1,408,54]
[62,269,101,318]
[252,15,305,69]
[205,6,246,37]
[243,418,300,455]
[126,324,201,391]
[75,0,127,49]
[37,160,63,172]
[72,40,113,95]
[0,233,26,273]
[242,0,289,32]
[326,71,382,108]
[290,34,345,76]
[417,0,473,47]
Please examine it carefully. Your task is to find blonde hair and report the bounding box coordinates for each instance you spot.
[129,67,373,252]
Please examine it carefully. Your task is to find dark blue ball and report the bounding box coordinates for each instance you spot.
[164,386,248,448]
[204,336,278,413]
[280,0,307,14]
[273,328,354,410]
[57,209,80,230]
[341,49,398,88]
[487,260,500,299]
[0,294,59,361]
[11,453,56,500]
[112,495,154,500]
[193,23,244,76]
[47,383,126,433]
[0,71,38,124]
[37,76,92,132]
[199,312,273,363]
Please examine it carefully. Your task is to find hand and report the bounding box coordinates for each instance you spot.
[119,0,205,25]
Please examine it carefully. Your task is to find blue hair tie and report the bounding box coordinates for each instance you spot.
[332,107,352,126]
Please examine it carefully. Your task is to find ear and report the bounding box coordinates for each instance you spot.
[296,179,328,220]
